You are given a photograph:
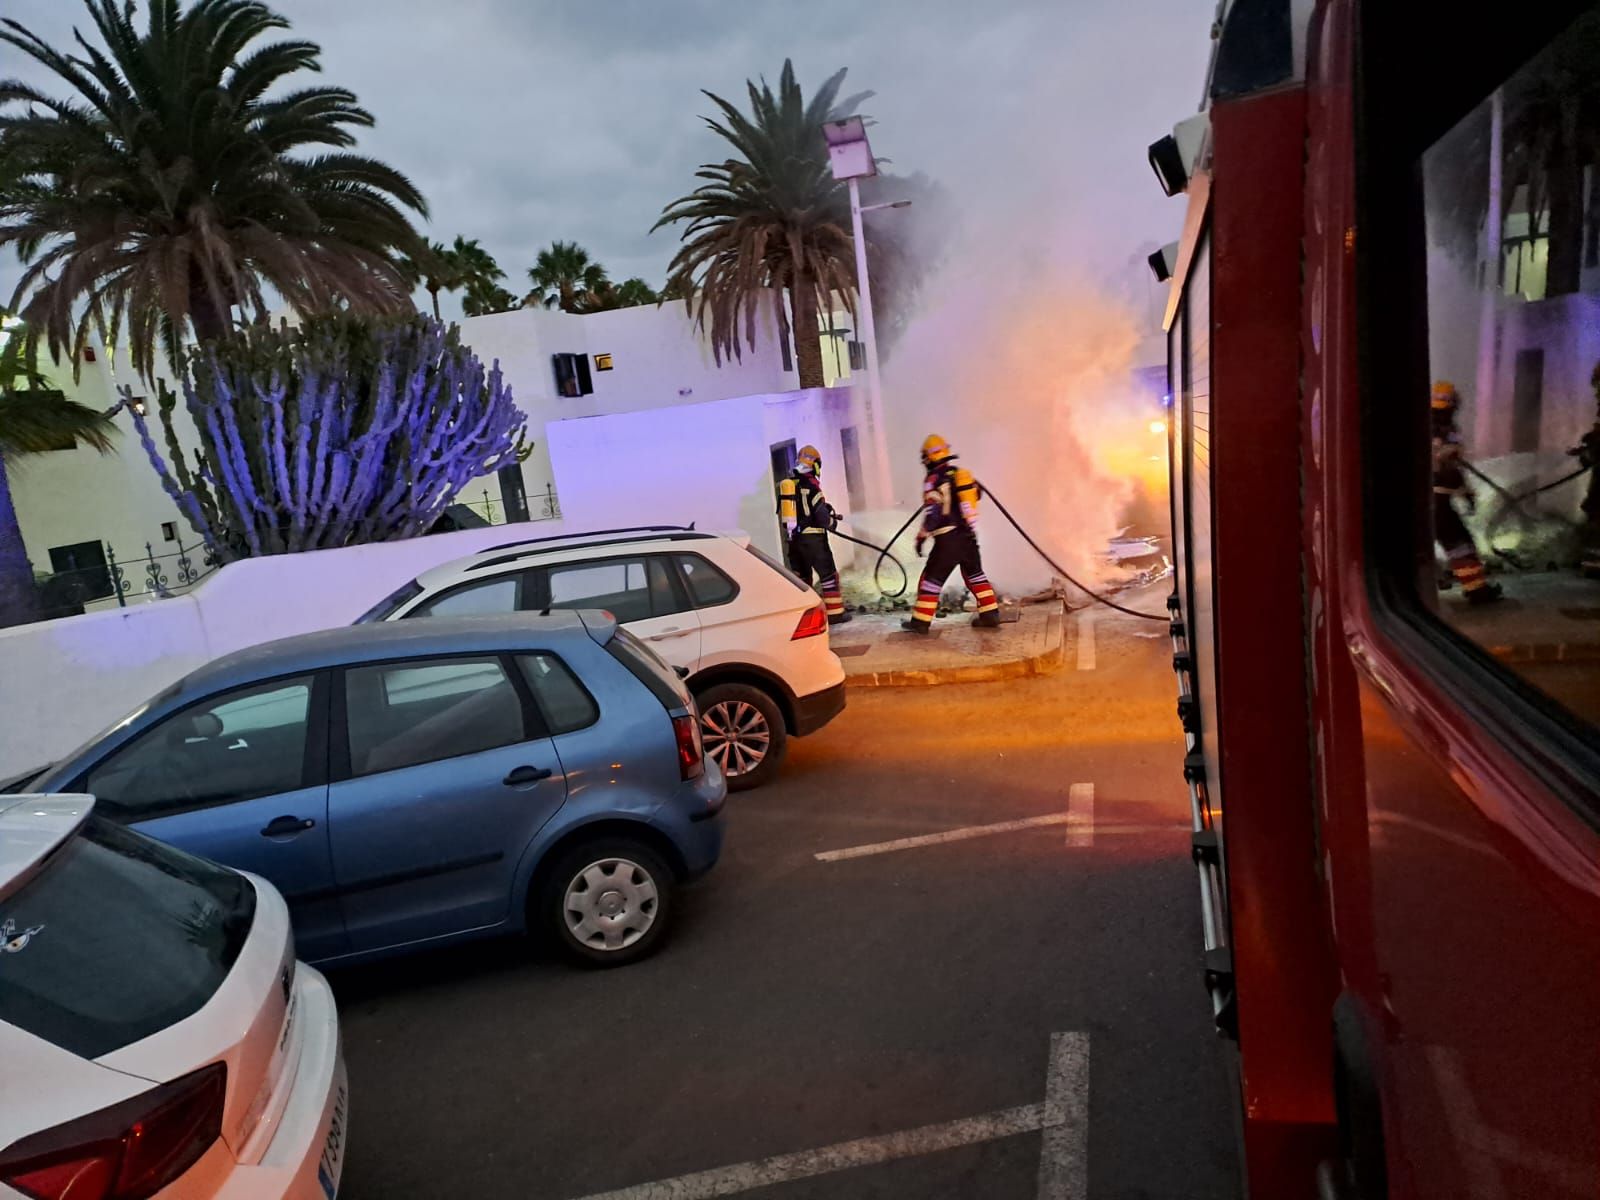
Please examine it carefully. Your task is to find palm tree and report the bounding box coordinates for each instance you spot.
[399,240,466,320]
[571,276,659,314]
[0,322,114,627]
[449,237,516,315]
[462,280,519,317]
[0,0,429,379]
[526,241,610,312]
[653,61,870,388]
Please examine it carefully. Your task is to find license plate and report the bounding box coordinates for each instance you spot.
[317,1084,346,1199]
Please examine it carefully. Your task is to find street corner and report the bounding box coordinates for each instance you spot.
[831,600,1066,687]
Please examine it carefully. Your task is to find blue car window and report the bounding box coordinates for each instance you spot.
[516,654,599,734]
[345,656,528,776]
[86,677,313,819]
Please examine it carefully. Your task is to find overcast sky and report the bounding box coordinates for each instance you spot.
[1,0,1215,320]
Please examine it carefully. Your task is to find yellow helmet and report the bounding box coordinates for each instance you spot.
[1431,380,1460,411]
[796,444,821,473]
[921,434,954,467]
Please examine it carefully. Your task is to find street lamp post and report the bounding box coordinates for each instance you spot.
[823,117,897,508]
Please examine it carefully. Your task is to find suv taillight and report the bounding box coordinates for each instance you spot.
[673,713,704,780]
[791,604,828,640]
[0,1063,226,1200]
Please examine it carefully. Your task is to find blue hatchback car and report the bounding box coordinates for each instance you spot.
[25,612,725,967]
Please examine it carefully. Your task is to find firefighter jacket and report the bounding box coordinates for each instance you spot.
[921,462,981,538]
[1431,409,1467,497]
[778,470,834,534]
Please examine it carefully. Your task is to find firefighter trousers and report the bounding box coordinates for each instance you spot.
[790,531,846,619]
[910,529,998,626]
[1433,495,1491,594]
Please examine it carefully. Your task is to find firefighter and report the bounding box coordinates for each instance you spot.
[777,445,850,624]
[1431,381,1502,604]
[1573,360,1600,579]
[903,434,1001,634]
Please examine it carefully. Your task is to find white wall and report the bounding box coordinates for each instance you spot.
[0,520,565,779]
[9,300,796,572]
[545,387,860,564]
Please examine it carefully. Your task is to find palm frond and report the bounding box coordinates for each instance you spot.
[0,0,427,380]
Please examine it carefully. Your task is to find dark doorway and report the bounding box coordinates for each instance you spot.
[839,426,866,513]
[47,540,112,601]
[498,465,530,523]
[1511,347,1545,453]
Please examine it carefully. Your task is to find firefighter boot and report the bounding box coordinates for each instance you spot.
[971,609,1002,628]
[1466,581,1504,605]
[900,618,931,635]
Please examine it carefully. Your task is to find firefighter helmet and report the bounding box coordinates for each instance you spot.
[921,434,954,467]
[796,444,821,474]
[1431,380,1460,411]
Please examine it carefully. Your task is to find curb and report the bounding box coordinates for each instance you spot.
[843,605,1066,688]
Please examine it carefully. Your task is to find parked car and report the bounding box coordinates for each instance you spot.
[0,794,347,1200]
[23,612,725,969]
[355,525,847,790]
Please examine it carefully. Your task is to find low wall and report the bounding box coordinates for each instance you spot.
[0,521,565,779]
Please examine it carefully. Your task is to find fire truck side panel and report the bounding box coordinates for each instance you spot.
[1321,2,1600,1196]
[1331,4,1600,1196]
[1210,83,1342,1189]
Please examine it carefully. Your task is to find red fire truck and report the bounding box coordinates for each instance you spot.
[1156,0,1600,1195]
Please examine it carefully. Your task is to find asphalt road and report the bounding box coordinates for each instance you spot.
[329,602,1241,1199]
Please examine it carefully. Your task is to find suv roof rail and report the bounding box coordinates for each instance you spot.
[479,524,695,554]
[464,527,714,573]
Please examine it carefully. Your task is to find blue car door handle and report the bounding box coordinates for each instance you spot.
[261,815,316,837]
[504,765,555,786]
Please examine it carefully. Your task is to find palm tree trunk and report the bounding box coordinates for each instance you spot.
[0,457,41,629]
[189,293,231,344]
[789,279,826,389]
[429,285,442,320]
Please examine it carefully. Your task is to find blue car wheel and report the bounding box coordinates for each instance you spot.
[541,838,676,967]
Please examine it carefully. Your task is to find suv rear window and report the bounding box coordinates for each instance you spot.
[744,543,809,592]
[606,630,692,711]
[0,818,256,1059]
[355,580,423,624]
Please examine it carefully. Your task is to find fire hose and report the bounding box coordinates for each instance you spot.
[826,485,1167,621]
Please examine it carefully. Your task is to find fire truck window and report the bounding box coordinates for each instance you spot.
[1419,8,1600,729]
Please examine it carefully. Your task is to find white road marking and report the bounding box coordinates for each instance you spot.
[814,813,1070,861]
[570,1104,1050,1200]
[1037,1032,1092,1200]
[815,813,1186,863]
[1066,783,1095,848]
[1076,609,1096,671]
[568,1034,1092,1200]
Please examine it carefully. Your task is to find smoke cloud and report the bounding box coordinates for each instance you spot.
[869,0,1192,595]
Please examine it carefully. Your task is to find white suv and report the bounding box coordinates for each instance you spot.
[357,526,847,789]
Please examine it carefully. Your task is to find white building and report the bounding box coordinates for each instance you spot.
[8,296,881,610]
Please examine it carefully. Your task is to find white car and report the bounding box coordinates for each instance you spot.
[357,526,847,789]
[0,795,347,1200]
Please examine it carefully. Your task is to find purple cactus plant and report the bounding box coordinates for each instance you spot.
[127,315,527,561]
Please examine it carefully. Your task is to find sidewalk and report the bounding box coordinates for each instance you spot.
[829,601,1066,688]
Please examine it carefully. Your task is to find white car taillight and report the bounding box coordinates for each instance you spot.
[0,1063,226,1200]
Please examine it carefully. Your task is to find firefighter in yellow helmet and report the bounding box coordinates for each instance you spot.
[777,444,850,624]
[903,434,1001,633]
[1431,382,1502,604]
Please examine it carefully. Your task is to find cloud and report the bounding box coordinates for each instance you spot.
[1,0,1213,319]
